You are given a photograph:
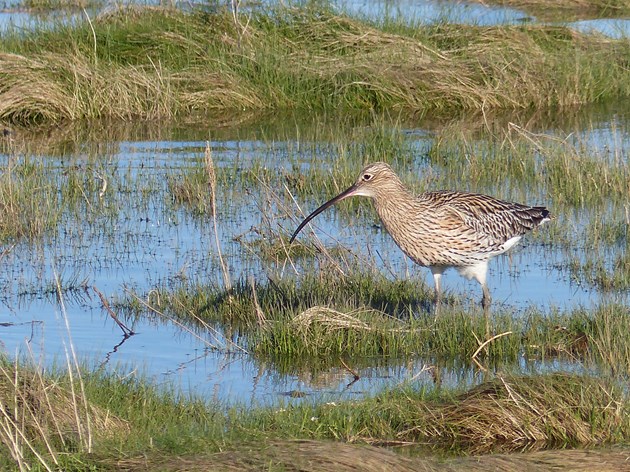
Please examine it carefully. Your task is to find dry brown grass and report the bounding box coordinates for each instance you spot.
[0,51,263,125]
[268,12,627,111]
[0,361,128,469]
[400,373,624,454]
[290,306,418,339]
[0,7,628,126]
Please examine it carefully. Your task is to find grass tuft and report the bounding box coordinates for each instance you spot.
[397,373,625,453]
[0,357,128,470]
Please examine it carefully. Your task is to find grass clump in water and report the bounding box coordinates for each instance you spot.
[118,267,630,374]
[0,4,629,126]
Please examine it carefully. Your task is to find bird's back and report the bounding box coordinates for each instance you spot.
[374,189,550,268]
[425,190,550,244]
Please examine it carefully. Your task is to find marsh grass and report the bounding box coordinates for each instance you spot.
[6,354,628,470]
[567,252,630,291]
[152,115,630,368]
[0,158,61,243]
[0,356,128,471]
[0,143,135,248]
[165,113,627,305]
[20,0,104,11]
[168,166,212,217]
[427,123,630,209]
[1,5,630,126]
[115,267,630,375]
[225,372,629,455]
[396,373,625,453]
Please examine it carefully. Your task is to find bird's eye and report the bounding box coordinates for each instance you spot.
[363,173,373,181]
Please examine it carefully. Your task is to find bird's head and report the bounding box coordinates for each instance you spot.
[289,162,403,243]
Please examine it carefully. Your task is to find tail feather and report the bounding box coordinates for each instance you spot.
[535,207,551,225]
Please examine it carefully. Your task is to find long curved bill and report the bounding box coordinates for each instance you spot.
[289,183,359,243]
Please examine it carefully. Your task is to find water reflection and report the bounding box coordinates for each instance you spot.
[337,0,530,25]
[336,0,630,37]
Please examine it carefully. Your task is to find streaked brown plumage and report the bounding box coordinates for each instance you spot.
[290,162,550,308]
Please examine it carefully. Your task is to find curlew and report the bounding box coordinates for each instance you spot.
[289,162,550,308]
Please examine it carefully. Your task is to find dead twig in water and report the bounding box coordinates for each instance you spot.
[93,286,134,337]
[339,357,360,382]
[125,288,247,354]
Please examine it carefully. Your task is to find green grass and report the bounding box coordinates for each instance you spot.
[19,0,104,11]
[2,355,629,470]
[0,157,61,242]
[115,266,630,377]
[567,252,630,291]
[426,125,630,209]
[0,4,629,126]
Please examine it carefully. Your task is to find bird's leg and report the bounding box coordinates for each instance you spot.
[431,269,443,316]
[481,283,491,338]
[481,284,492,309]
[434,290,442,317]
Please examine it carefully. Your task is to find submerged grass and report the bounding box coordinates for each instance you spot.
[165,113,628,300]
[0,4,629,126]
[0,157,61,243]
[427,123,630,209]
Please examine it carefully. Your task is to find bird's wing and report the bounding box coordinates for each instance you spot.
[431,192,547,246]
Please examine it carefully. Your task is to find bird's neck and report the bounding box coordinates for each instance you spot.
[372,185,417,218]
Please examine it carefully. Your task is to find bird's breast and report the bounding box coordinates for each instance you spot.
[375,202,495,268]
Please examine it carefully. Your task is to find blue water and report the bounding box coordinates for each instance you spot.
[337,0,630,37]
[0,103,627,405]
[337,0,530,25]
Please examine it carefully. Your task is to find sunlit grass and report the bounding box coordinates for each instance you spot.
[0,158,61,242]
[0,34,627,467]
[1,4,629,126]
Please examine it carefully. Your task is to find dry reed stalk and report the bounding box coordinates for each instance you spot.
[205,142,232,295]
[249,276,267,327]
[471,331,513,360]
[0,358,129,470]
[125,288,247,353]
[55,271,92,453]
[0,361,54,471]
